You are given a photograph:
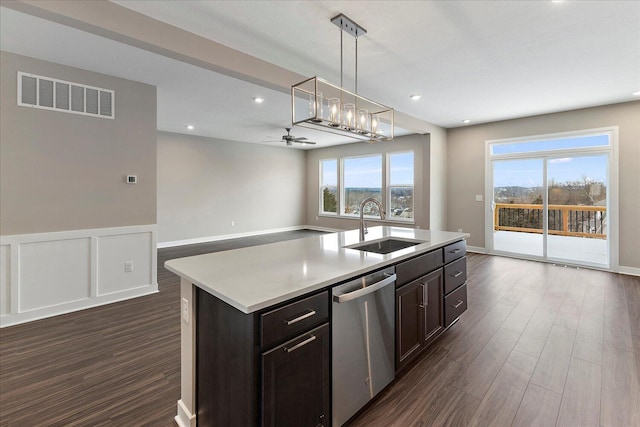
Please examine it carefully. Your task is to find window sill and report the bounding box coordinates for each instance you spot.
[317,213,415,226]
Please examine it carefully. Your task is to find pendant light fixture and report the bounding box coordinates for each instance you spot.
[291,14,394,142]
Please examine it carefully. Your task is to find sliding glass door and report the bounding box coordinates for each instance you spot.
[488,131,613,268]
[546,154,608,265]
[493,158,544,257]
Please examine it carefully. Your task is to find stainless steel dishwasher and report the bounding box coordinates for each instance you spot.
[332,266,396,426]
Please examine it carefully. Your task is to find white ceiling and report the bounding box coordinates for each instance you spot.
[2,1,639,149]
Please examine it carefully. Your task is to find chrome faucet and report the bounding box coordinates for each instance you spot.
[359,197,386,240]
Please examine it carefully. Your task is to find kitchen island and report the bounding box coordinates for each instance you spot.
[166,226,469,427]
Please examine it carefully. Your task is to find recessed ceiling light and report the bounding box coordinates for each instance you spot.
[186,125,194,130]
[409,94,422,100]
[253,97,265,103]
[633,90,640,96]
[462,119,471,124]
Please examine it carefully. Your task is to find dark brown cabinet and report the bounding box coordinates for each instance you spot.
[442,241,468,328]
[196,288,329,427]
[262,323,330,427]
[396,268,443,371]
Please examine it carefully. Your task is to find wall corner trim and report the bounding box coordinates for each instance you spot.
[175,399,196,427]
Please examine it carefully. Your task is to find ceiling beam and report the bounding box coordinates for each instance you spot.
[2,0,442,135]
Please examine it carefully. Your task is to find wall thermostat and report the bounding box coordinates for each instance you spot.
[126,175,137,184]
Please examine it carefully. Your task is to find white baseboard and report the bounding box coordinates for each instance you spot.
[464,245,639,277]
[175,399,196,427]
[0,224,157,328]
[466,245,487,254]
[0,285,158,328]
[618,265,640,277]
[305,225,343,233]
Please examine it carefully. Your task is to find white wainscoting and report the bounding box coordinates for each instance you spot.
[0,224,158,327]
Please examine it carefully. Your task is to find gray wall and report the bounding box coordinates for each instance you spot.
[447,101,640,269]
[305,134,431,231]
[157,132,307,244]
[0,51,157,235]
[429,126,448,231]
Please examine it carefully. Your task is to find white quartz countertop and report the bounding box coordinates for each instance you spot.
[165,226,469,314]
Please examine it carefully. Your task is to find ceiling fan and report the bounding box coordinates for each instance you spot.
[263,127,316,146]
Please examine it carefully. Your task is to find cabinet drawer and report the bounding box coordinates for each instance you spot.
[444,240,466,264]
[444,256,467,295]
[262,323,330,427]
[396,249,443,287]
[444,283,467,327]
[261,291,328,349]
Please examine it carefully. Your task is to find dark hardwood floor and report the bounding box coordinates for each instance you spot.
[349,255,640,427]
[1,231,638,426]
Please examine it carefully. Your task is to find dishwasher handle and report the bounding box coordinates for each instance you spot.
[334,273,396,303]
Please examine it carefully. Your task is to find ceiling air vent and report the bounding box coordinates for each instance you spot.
[17,71,114,119]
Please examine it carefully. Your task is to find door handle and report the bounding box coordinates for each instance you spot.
[334,273,396,303]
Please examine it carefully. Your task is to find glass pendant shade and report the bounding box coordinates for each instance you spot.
[357,109,369,133]
[328,97,341,125]
[309,91,323,122]
[343,103,356,129]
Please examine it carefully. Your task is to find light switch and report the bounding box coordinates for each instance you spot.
[475,195,483,202]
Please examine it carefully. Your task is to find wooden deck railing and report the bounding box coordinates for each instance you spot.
[494,203,606,239]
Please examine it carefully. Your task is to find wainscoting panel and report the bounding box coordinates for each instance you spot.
[98,232,153,296]
[0,225,158,327]
[19,238,91,312]
[0,245,10,316]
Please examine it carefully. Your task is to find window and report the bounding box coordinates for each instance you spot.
[491,134,610,155]
[342,155,383,216]
[388,152,414,220]
[318,151,415,221]
[320,159,338,214]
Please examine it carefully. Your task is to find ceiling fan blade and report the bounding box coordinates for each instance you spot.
[294,140,316,145]
[292,136,308,141]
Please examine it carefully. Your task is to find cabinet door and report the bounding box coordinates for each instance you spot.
[262,323,329,427]
[423,268,444,344]
[396,278,424,371]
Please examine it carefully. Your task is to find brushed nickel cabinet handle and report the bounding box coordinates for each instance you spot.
[450,248,462,254]
[284,310,316,326]
[284,335,316,353]
[452,300,464,309]
[423,283,428,306]
[451,271,463,278]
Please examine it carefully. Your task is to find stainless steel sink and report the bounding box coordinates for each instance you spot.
[345,238,426,254]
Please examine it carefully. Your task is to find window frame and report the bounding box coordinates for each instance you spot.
[319,158,338,215]
[341,154,384,218]
[318,150,415,224]
[387,151,415,223]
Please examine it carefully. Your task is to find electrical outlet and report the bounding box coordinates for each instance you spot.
[475,195,483,202]
[315,216,319,221]
[182,298,189,324]
[124,261,133,273]
[458,228,463,233]
[230,220,235,227]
